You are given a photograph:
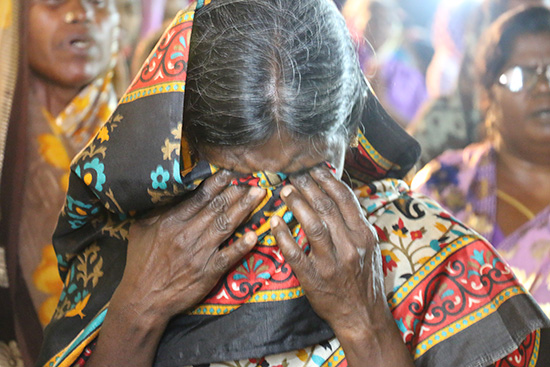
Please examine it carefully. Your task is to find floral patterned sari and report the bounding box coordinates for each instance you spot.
[412,142,550,317]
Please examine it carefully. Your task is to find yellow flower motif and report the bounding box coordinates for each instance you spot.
[434,222,447,233]
[531,239,550,260]
[382,249,400,263]
[65,293,91,319]
[38,134,71,170]
[97,126,110,143]
[464,205,493,235]
[84,172,94,186]
[354,185,373,198]
[295,349,308,362]
[392,228,408,238]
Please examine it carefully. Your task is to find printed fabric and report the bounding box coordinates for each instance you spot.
[19,67,117,327]
[411,142,550,316]
[407,90,481,168]
[37,2,549,367]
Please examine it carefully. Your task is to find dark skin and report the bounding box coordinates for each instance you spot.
[29,0,119,116]
[484,33,550,236]
[272,166,412,366]
[84,134,414,367]
[89,171,267,366]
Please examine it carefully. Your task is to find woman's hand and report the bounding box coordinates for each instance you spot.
[270,165,413,367]
[118,169,267,321]
[88,170,266,367]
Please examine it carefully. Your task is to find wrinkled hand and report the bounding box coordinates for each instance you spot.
[118,170,266,322]
[270,165,389,336]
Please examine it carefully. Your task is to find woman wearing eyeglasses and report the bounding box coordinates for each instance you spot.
[412,5,550,316]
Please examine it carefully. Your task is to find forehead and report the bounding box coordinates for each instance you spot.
[505,32,550,67]
[200,134,345,175]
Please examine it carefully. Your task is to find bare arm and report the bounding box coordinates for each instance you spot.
[84,170,266,367]
[270,165,414,367]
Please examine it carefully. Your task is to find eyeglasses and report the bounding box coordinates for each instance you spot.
[497,64,550,93]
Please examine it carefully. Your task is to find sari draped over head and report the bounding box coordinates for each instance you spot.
[412,142,550,317]
[39,2,550,367]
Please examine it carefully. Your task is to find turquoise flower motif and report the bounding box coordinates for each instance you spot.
[441,289,455,299]
[151,165,170,190]
[66,195,98,229]
[57,255,68,268]
[430,239,441,252]
[81,158,107,192]
[472,249,486,266]
[234,256,271,282]
[68,220,86,231]
[396,318,408,334]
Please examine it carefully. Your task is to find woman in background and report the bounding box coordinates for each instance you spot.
[412,6,550,316]
[409,0,546,168]
[0,2,122,361]
[2,0,120,365]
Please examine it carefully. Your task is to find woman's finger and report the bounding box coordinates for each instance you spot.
[289,172,346,235]
[198,185,266,248]
[207,231,258,277]
[310,165,367,230]
[279,185,333,258]
[270,215,312,280]
[166,169,236,222]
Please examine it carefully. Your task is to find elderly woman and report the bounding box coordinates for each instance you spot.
[412,6,550,316]
[38,1,549,367]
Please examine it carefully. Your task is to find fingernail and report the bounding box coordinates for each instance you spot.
[244,232,256,245]
[290,173,308,187]
[270,216,281,228]
[312,167,333,181]
[280,186,292,198]
[215,169,233,184]
[249,186,265,197]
